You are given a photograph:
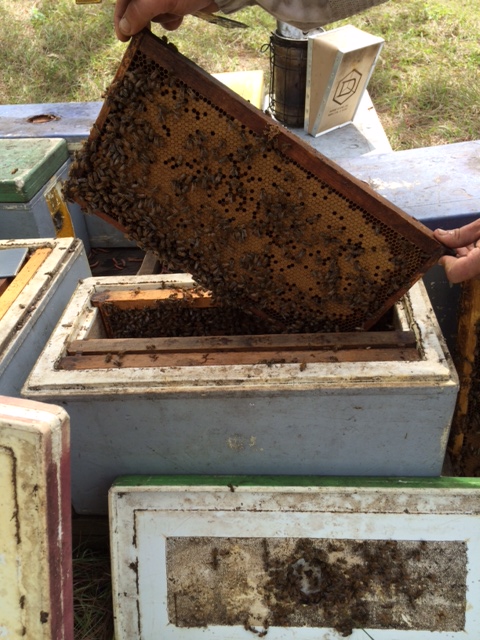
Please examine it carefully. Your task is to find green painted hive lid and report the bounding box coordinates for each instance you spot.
[0,138,69,203]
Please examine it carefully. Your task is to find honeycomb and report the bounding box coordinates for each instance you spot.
[65,29,445,333]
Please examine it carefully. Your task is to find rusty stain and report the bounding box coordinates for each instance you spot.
[136,599,142,636]
[211,547,220,570]
[1,445,21,544]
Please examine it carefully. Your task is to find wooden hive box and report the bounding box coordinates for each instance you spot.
[0,395,72,640]
[0,138,90,250]
[0,237,90,398]
[22,274,457,514]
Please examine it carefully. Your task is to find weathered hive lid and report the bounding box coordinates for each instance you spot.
[0,138,69,203]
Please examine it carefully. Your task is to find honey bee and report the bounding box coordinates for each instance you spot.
[211,547,219,570]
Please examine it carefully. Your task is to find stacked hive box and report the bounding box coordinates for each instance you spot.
[0,237,90,397]
[0,138,90,251]
[109,475,480,640]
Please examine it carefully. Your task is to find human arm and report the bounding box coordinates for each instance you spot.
[115,0,220,40]
[434,220,480,283]
[115,0,391,40]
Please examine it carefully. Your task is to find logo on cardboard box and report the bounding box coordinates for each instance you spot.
[333,69,362,105]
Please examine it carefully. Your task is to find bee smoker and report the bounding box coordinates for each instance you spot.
[267,22,310,127]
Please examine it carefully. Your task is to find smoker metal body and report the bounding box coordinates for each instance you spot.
[268,28,309,127]
[23,274,458,514]
[0,237,90,398]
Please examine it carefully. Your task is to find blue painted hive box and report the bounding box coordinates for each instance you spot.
[0,138,89,250]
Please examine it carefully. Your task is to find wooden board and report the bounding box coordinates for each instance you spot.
[448,279,480,476]
[0,247,52,322]
[109,476,480,640]
[64,29,448,334]
[0,277,10,295]
[91,287,213,310]
[67,331,417,354]
[0,395,72,640]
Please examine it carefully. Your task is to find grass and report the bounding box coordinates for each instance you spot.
[0,0,274,103]
[73,543,113,640]
[348,0,480,148]
[1,0,480,149]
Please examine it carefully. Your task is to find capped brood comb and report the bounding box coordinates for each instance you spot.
[64,29,447,333]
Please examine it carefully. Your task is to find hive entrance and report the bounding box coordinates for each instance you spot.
[57,287,420,370]
[65,29,446,333]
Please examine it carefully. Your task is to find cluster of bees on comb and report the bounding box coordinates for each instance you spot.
[263,538,456,634]
[64,34,431,334]
[103,291,275,339]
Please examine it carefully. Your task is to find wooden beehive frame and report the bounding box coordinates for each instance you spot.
[0,248,52,322]
[65,29,447,333]
[57,288,419,370]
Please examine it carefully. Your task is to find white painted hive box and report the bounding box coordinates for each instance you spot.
[22,274,458,514]
[0,237,90,398]
[0,395,72,640]
[109,475,480,639]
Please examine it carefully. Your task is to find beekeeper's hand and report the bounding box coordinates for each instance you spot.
[115,0,219,40]
[434,220,480,283]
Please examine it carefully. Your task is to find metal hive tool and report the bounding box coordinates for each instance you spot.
[65,29,448,333]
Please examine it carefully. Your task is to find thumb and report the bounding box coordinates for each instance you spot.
[434,219,480,248]
[117,0,169,37]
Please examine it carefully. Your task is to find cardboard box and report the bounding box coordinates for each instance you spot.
[305,25,384,136]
